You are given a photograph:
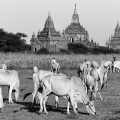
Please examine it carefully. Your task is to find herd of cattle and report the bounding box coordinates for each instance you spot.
[0,57,120,115]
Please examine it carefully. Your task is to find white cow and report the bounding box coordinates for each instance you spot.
[79,60,109,101]
[101,61,113,72]
[113,61,120,72]
[32,66,60,108]
[24,66,95,115]
[38,74,96,115]
[50,58,60,73]
[32,66,54,103]
[0,70,20,103]
[78,60,99,77]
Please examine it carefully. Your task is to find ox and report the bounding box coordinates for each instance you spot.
[78,60,109,101]
[37,74,96,115]
[113,60,120,72]
[0,69,20,104]
[50,58,60,73]
[32,66,60,108]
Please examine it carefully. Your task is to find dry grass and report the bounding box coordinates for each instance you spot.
[0,52,119,70]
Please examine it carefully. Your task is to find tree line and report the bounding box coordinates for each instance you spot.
[0,29,31,52]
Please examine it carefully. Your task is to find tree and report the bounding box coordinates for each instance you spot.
[0,29,28,52]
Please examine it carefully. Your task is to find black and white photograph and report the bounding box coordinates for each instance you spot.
[0,0,120,120]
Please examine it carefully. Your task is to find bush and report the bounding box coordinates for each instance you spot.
[68,43,88,54]
[60,49,71,54]
[37,48,49,54]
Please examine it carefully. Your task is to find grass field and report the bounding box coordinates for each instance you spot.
[0,52,119,69]
[1,53,120,120]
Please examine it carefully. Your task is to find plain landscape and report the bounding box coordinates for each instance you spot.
[0,53,120,120]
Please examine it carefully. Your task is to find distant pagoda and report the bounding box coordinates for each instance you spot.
[31,13,65,53]
[38,13,61,38]
[107,21,120,49]
[64,4,89,43]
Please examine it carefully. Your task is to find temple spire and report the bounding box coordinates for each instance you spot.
[72,3,79,24]
[44,12,55,29]
[74,4,77,15]
[32,32,35,38]
[48,11,51,18]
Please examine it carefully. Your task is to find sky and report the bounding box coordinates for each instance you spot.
[0,0,120,45]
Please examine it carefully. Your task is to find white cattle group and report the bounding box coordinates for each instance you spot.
[28,57,115,115]
[0,56,120,115]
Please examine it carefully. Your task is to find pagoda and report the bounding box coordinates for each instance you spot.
[64,4,89,43]
[108,21,120,49]
[31,13,65,53]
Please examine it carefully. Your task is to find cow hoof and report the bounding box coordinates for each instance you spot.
[74,111,78,115]
[43,111,48,115]
[38,111,42,114]
[100,98,103,101]
[38,109,43,114]
[67,112,70,115]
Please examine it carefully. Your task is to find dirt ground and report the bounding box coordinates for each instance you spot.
[1,69,120,120]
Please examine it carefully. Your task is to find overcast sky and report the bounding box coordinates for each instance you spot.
[0,0,120,45]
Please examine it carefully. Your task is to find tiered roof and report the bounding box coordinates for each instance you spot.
[65,4,87,34]
[38,13,61,38]
[114,21,120,38]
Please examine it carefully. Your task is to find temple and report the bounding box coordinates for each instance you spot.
[64,4,89,43]
[31,13,66,53]
[31,4,97,53]
[107,21,120,49]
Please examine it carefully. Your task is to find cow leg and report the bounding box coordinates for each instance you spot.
[72,102,78,114]
[66,96,71,114]
[55,96,59,108]
[39,88,51,113]
[89,86,94,101]
[67,101,70,114]
[39,96,44,113]
[43,96,48,114]
[32,84,38,104]
[70,96,78,114]
[34,92,43,113]
[9,87,13,104]
[0,87,4,111]
[98,92,103,101]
